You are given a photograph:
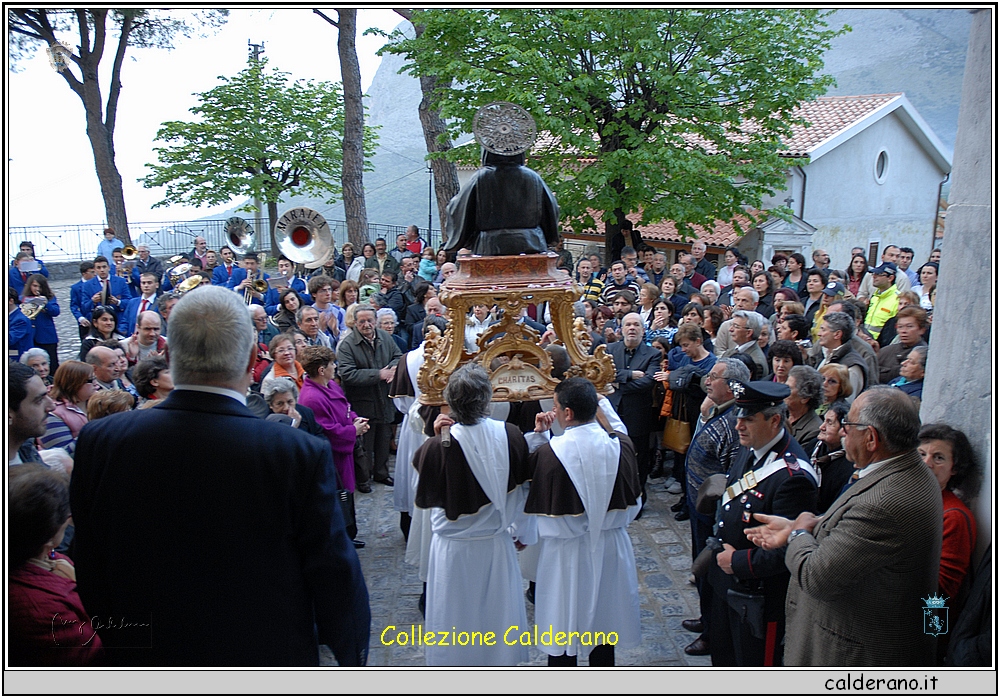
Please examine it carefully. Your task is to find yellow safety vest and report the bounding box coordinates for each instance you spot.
[863,286,900,339]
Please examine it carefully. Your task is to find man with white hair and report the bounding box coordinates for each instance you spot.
[713,287,760,356]
[71,285,370,666]
[691,240,716,280]
[250,304,280,347]
[606,312,660,504]
[746,387,940,666]
[187,236,209,267]
[132,244,165,285]
[721,309,768,377]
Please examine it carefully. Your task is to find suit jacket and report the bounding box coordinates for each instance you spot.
[8,308,34,360]
[70,279,89,324]
[9,262,51,297]
[117,295,160,336]
[263,277,311,315]
[80,275,133,319]
[605,340,660,436]
[722,339,768,378]
[70,390,370,666]
[784,450,942,666]
[225,268,271,307]
[212,263,239,286]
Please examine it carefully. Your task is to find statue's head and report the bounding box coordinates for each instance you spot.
[481,149,525,168]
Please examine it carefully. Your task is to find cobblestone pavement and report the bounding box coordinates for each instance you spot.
[346,453,712,668]
[46,277,711,668]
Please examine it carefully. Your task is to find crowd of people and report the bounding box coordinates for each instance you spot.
[7,227,989,668]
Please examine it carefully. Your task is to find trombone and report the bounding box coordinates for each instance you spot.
[244,252,268,305]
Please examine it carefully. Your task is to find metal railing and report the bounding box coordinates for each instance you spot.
[8,218,444,263]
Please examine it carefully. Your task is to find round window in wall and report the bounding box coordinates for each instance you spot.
[874,149,889,184]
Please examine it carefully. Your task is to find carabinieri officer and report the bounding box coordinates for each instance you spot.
[707,380,818,667]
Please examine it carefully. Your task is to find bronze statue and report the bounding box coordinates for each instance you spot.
[441,103,560,257]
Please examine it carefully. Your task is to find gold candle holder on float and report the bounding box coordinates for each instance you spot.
[416,252,616,406]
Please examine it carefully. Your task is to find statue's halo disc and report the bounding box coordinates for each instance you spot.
[473,102,537,156]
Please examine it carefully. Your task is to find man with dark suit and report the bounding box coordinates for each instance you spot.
[117,272,161,337]
[212,246,239,286]
[226,253,270,306]
[70,261,97,340]
[70,285,370,666]
[747,387,941,666]
[708,380,817,666]
[80,256,133,320]
[605,312,660,503]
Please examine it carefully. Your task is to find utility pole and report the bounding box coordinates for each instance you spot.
[248,40,265,244]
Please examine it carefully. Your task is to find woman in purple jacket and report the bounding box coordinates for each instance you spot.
[297,345,370,495]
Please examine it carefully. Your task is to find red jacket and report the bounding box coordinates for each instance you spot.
[8,554,104,666]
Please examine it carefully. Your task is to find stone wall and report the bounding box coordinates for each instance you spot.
[919,8,992,557]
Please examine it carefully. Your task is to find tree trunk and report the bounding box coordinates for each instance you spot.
[337,9,370,251]
[395,9,461,234]
[85,110,132,245]
[417,74,461,234]
[604,206,627,267]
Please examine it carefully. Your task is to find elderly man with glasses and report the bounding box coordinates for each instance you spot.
[747,386,941,666]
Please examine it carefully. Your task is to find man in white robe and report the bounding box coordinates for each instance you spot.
[524,377,642,666]
[413,363,533,666]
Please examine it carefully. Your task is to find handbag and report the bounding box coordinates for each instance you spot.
[662,398,692,453]
[726,589,767,639]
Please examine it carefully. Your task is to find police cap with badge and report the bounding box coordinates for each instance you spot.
[723,380,817,505]
[729,379,789,418]
[696,380,793,516]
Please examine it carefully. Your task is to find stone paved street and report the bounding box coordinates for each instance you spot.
[347,453,712,668]
[46,275,712,668]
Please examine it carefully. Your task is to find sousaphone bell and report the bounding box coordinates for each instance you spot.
[275,207,333,269]
[226,216,257,255]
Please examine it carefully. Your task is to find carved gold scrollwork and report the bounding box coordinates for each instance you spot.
[417,254,617,405]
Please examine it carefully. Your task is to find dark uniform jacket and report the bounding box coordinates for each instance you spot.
[712,429,817,619]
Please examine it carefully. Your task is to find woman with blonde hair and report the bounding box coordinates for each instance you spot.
[86,389,133,421]
[817,363,852,415]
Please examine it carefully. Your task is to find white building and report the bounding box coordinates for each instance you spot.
[747,93,952,269]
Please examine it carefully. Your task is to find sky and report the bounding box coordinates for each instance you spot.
[6,8,404,229]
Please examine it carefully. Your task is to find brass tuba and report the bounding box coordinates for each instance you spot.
[275,207,333,269]
[226,216,256,255]
[121,245,139,259]
[176,275,203,295]
[19,298,46,319]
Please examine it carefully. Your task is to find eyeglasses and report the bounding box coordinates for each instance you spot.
[841,421,877,434]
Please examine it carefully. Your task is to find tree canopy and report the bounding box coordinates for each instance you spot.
[140,56,377,250]
[381,9,847,250]
[8,9,229,243]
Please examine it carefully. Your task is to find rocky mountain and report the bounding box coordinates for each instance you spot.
[210,9,972,234]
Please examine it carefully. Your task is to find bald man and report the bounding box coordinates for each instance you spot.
[121,310,167,365]
[605,312,661,505]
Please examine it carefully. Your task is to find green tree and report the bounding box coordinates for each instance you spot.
[382,9,847,261]
[8,9,228,244]
[141,56,377,253]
